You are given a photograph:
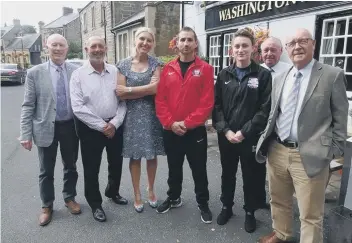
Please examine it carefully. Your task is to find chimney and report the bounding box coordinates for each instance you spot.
[38,21,45,34]
[63,7,73,16]
[13,19,20,26]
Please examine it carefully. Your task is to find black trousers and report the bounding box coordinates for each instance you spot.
[163,126,209,205]
[75,118,123,210]
[37,119,79,208]
[218,133,267,212]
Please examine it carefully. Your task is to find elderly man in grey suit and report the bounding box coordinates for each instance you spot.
[19,34,81,226]
[256,28,348,243]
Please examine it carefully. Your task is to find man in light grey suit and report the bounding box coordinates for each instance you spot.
[19,34,81,226]
[256,29,348,243]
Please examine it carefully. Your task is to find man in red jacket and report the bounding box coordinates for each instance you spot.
[155,26,214,224]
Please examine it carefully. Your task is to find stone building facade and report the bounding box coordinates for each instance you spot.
[80,1,146,64]
[111,1,180,63]
[39,7,81,62]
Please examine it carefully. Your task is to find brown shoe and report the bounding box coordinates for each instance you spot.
[65,200,81,214]
[257,232,293,243]
[39,207,53,226]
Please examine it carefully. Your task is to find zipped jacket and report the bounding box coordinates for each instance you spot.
[156,56,214,129]
[212,61,272,140]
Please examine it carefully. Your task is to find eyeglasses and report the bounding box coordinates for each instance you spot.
[285,38,313,48]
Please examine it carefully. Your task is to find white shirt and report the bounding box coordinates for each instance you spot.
[70,61,127,132]
[276,59,315,142]
[261,61,291,80]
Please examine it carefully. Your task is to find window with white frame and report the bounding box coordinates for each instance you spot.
[117,31,129,61]
[223,33,234,69]
[91,7,96,29]
[209,35,221,77]
[319,15,352,90]
[83,13,87,31]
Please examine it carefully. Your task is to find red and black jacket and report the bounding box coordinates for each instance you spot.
[155,56,214,130]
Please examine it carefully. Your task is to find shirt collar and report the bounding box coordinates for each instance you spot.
[293,59,315,78]
[49,59,65,71]
[85,60,110,75]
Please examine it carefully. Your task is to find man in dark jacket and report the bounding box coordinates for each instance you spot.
[212,29,272,233]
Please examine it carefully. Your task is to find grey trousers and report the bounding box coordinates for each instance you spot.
[37,120,79,208]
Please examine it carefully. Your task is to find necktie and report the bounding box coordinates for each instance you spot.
[277,71,303,141]
[56,66,68,119]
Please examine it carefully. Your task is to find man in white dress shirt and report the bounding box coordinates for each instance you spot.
[70,36,127,222]
[261,37,291,80]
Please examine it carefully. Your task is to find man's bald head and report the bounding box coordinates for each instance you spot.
[85,36,107,64]
[47,34,68,47]
[285,28,315,69]
[261,37,284,68]
[86,36,106,48]
[46,33,68,65]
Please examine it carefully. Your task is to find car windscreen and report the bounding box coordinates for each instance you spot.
[0,64,17,69]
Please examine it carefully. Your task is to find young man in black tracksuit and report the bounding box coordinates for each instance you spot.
[212,29,272,233]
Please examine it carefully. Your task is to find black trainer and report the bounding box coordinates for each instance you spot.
[217,206,233,225]
[156,197,182,213]
[244,211,256,233]
[198,204,212,224]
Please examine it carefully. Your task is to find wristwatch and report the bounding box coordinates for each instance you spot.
[128,87,132,93]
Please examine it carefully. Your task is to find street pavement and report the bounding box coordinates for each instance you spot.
[1,84,339,243]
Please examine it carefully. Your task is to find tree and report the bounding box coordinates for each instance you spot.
[21,25,37,34]
[67,41,83,59]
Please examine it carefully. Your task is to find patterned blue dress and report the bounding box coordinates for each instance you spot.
[117,56,165,160]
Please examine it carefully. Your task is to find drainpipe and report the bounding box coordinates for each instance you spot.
[181,1,184,28]
[110,1,117,64]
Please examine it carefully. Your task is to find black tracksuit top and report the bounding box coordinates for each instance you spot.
[212,61,272,141]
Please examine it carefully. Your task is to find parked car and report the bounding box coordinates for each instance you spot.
[66,59,85,67]
[0,63,26,85]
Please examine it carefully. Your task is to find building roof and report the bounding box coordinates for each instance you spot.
[6,34,41,50]
[44,13,79,29]
[1,25,14,37]
[111,10,145,31]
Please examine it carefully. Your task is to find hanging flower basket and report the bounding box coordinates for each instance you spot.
[228,27,269,64]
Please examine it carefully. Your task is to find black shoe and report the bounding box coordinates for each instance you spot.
[217,206,233,225]
[93,208,106,222]
[198,204,212,224]
[244,211,256,233]
[156,197,182,214]
[108,194,128,205]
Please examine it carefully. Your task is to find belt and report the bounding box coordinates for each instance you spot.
[103,117,114,122]
[55,119,73,124]
[276,136,298,149]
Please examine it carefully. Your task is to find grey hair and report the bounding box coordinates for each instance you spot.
[261,37,283,49]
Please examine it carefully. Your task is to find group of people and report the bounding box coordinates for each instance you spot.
[19,25,348,243]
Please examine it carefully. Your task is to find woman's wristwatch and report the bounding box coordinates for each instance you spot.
[128,87,132,93]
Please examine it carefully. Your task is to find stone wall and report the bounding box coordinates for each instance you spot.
[64,17,81,47]
[80,2,115,64]
[112,1,146,26]
[154,2,180,57]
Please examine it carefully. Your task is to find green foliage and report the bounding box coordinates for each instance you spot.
[67,41,83,59]
[157,55,209,65]
[158,55,177,65]
[21,25,37,34]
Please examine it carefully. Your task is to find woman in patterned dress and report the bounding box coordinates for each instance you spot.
[116,27,165,213]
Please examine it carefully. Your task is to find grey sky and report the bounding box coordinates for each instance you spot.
[1,1,88,31]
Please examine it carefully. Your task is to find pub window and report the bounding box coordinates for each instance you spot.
[223,33,234,69]
[319,15,352,90]
[209,35,221,77]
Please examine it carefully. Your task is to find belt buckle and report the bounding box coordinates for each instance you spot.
[287,141,298,149]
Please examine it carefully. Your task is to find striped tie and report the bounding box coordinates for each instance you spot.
[277,71,303,141]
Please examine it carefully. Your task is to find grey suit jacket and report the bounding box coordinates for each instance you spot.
[19,61,78,147]
[256,60,348,178]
